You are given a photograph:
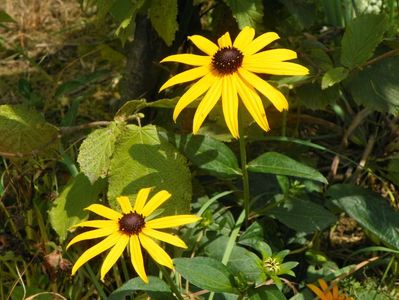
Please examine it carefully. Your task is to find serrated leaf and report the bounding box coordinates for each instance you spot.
[223,0,263,29]
[49,174,106,242]
[174,257,238,293]
[248,152,328,183]
[148,0,178,46]
[340,14,387,69]
[78,122,123,184]
[162,133,241,178]
[0,105,59,156]
[248,285,287,300]
[108,276,174,300]
[108,125,191,215]
[268,198,336,233]
[327,184,399,250]
[347,56,399,114]
[321,67,348,89]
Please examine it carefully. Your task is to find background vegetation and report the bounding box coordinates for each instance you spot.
[0,0,398,299]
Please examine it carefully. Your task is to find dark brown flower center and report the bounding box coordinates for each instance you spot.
[118,212,145,235]
[212,46,243,74]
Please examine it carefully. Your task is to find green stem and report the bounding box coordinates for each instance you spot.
[238,119,250,221]
[159,265,184,300]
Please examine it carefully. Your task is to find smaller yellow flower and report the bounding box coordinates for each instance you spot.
[307,279,354,300]
[67,188,200,283]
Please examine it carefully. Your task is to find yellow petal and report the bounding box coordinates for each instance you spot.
[71,220,116,228]
[188,35,219,56]
[238,68,288,111]
[130,235,148,283]
[217,32,232,48]
[332,284,339,299]
[141,190,171,217]
[85,204,122,220]
[244,49,297,63]
[221,75,239,138]
[241,32,279,56]
[133,187,152,213]
[159,66,210,91]
[307,284,328,300]
[243,61,309,76]
[319,279,329,292]
[142,228,187,248]
[192,75,222,134]
[146,215,201,229]
[233,27,255,51]
[139,233,174,269]
[173,72,215,121]
[71,232,120,276]
[235,73,269,132]
[161,54,211,66]
[67,226,118,249]
[100,235,129,280]
[326,291,334,300]
[117,196,133,214]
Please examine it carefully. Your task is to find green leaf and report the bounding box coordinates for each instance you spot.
[78,122,124,184]
[162,133,241,178]
[321,67,348,89]
[174,257,238,293]
[48,174,106,242]
[0,10,16,23]
[204,236,265,283]
[268,198,336,233]
[0,105,59,155]
[340,14,387,69]
[387,157,399,186]
[108,125,192,215]
[248,285,287,300]
[115,99,147,118]
[296,82,339,110]
[327,184,399,250]
[223,0,264,29]
[148,0,178,46]
[108,276,174,300]
[248,152,328,184]
[347,56,399,114]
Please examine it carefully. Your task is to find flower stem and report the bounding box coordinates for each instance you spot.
[159,265,184,300]
[238,117,250,221]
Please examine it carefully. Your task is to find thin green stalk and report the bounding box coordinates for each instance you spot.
[159,265,184,300]
[238,118,250,221]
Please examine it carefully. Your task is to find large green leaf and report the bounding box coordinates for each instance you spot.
[296,82,339,110]
[0,105,59,156]
[340,14,387,69]
[108,125,191,214]
[49,174,106,242]
[247,152,328,183]
[347,56,399,114]
[223,0,263,29]
[108,276,174,300]
[148,0,178,46]
[327,184,399,250]
[268,198,337,233]
[174,257,238,293]
[78,122,123,184]
[248,286,287,300]
[162,133,241,178]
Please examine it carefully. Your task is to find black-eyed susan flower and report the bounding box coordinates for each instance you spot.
[160,26,309,138]
[67,188,200,283]
[308,279,354,300]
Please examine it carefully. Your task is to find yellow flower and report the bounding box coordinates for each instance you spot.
[160,26,309,138]
[307,279,354,300]
[67,188,200,283]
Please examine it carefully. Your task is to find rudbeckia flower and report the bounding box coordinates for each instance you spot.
[67,188,200,283]
[160,26,309,138]
[307,279,354,300]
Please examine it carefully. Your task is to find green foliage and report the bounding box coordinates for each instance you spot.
[248,285,287,300]
[107,124,192,214]
[148,0,178,46]
[321,67,348,90]
[48,174,106,242]
[222,0,264,29]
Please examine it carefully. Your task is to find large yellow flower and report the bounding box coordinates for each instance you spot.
[67,188,200,283]
[308,279,354,300]
[160,26,309,138]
